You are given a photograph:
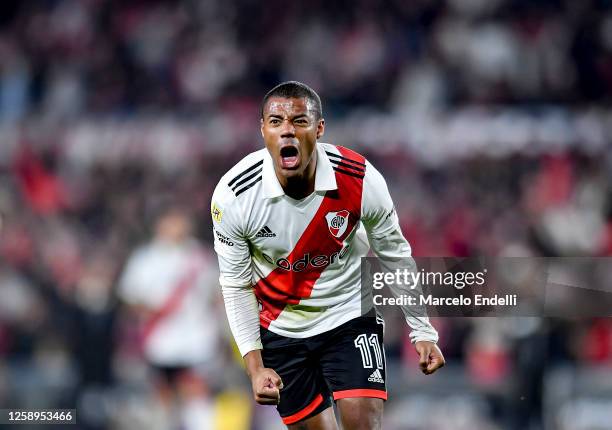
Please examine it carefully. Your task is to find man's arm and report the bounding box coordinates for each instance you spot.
[211,192,283,402]
[361,161,445,374]
[219,259,284,403]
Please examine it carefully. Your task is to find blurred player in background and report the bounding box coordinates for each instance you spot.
[211,81,445,429]
[118,207,221,429]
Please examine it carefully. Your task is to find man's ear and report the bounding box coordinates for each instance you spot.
[260,118,265,138]
[316,118,325,139]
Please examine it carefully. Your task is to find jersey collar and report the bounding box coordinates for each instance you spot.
[262,143,338,199]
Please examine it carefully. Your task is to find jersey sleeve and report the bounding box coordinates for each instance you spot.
[211,182,262,356]
[361,161,439,344]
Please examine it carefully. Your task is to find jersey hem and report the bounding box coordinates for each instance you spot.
[263,306,365,339]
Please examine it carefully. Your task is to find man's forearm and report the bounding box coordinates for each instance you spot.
[244,349,265,377]
[221,280,263,356]
[369,230,439,344]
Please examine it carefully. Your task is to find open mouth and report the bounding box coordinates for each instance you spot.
[280,145,299,169]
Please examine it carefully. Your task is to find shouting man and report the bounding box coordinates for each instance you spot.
[211,81,444,429]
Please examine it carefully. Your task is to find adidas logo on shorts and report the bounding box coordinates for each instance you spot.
[368,369,384,384]
[256,225,277,238]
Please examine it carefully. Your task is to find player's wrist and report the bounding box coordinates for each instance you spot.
[412,339,438,346]
[243,349,265,377]
[409,330,439,345]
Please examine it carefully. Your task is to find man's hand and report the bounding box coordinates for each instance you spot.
[243,349,284,405]
[415,341,445,375]
[250,367,284,405]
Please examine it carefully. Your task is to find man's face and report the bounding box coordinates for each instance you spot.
[155,211,192,243]
[261,97,324,181]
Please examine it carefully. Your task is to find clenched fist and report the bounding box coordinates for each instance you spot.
[250,367,284,405]
[243,350,284,405]
[415,341,445,375]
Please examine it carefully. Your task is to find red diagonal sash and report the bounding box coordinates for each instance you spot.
[140,255,203,345]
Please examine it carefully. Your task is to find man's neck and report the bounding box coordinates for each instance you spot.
[278,152,317,200]
[283,177,315,200]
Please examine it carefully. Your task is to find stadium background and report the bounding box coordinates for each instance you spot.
[1,0,611,429]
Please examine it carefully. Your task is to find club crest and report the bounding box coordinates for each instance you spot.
[325,210,350,238]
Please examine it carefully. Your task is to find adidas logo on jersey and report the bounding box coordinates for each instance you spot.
[256,226,276,238]
[368,369,384,384]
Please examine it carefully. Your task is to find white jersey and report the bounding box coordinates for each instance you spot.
[212,142,438,356]
[118,239,221,366]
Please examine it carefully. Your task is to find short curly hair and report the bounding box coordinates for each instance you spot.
[261,81,322,119]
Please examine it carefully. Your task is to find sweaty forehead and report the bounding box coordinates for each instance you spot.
[263,97,315,118]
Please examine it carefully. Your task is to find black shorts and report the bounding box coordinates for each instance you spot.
[261,311,387,426]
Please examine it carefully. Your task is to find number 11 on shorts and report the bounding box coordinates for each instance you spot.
[354,333,383,369]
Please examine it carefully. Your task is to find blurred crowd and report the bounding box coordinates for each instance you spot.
[1,0,612,429]
[1,0,612,119]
